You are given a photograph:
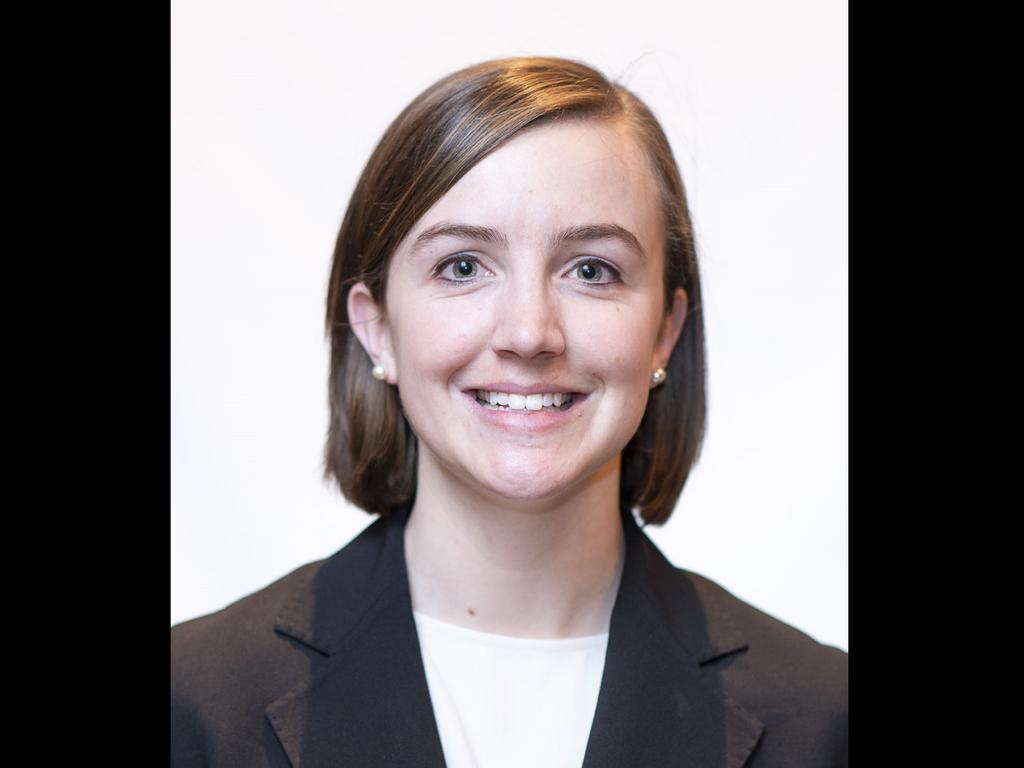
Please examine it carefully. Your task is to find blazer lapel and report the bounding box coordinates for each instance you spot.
[265,504,763,768]
[265,508,447,768]
[581,509,764,768]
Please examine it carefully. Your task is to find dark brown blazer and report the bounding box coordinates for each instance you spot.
[171,504,847,767]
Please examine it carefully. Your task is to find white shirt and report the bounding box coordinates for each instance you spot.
[412,610,609,768]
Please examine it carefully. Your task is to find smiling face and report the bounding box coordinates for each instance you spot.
[348,119,687,509]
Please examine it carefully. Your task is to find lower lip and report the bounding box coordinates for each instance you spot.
[464,392,588,433]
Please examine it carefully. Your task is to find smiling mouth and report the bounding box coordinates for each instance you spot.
[473,390,577,413]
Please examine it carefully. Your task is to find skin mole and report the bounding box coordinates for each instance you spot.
[467,608,476,616]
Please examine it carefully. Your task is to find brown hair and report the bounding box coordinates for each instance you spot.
[324,56,706,526]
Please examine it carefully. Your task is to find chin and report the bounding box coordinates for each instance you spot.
[469,461,603,510]
[480,476,567,503]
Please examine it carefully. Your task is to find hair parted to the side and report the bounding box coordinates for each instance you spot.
[324,56,706,526]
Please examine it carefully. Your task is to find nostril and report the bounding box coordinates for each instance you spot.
[492,321,567,359]
[490,295,566,357]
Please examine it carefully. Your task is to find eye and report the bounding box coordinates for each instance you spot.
[572,259,620,285]
[434,254,482,283]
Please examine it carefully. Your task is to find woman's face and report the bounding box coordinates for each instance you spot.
[350,119,687,507]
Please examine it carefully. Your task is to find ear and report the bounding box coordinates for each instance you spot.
[651,287,688,387]
[347,281,398,385]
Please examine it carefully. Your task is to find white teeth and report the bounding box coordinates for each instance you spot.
[475,390,574,411]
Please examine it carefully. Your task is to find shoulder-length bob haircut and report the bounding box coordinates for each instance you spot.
[324,56,706,526]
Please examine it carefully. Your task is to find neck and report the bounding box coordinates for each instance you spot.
[403,452,626,639]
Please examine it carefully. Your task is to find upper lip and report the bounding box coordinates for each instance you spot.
[467,383,583,395]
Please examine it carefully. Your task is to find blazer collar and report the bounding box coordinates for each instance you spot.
[267,504,764,767]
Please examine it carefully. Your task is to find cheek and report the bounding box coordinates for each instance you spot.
[390,299,486,385]
[569,305,659,384]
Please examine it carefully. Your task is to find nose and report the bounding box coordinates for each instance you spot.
[490,269,566,360]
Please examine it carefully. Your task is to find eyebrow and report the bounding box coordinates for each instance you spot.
[408,221,646,261]
[550,224,646,262]
[409,223,509,256]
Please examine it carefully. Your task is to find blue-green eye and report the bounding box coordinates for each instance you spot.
[574,259,620,284]
[452,259,477,278]
[435,255,480,283]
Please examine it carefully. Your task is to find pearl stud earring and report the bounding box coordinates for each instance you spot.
[372,364,387,381]
[651,367,667,386]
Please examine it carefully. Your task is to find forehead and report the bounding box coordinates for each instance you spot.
[398,119,663,256]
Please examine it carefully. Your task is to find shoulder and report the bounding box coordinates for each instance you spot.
[171,559,322,648]
[170,559,326,764]
[686,568,848,688]
[171,557,325,664]
[682,568,847,765]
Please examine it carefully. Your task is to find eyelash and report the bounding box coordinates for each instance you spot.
[433,254,621,287]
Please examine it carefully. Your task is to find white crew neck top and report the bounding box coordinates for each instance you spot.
[412,610,609,768]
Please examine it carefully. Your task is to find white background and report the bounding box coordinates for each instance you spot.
[171,0,848,652]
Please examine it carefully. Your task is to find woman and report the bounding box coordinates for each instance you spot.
[172,57,847,767]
